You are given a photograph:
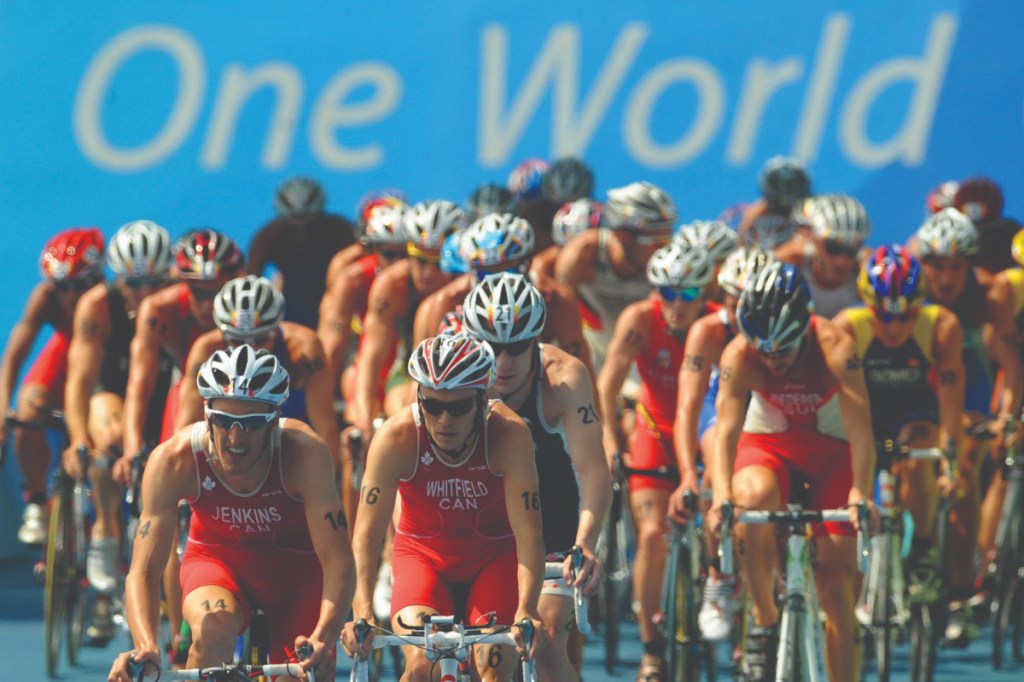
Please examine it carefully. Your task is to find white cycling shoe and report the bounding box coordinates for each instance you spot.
[698,576,735,642]
[18,502,48,546]
[87,537,120,595]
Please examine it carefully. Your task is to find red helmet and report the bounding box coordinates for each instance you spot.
[174,229,244,280]
[953,176,1004,224]
[40,227,105,282]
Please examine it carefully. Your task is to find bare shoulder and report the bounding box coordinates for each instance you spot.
[281,321,322,356]
[188,329,224,362]
[540,344,589,392]
[144,428,201,500]
[488,401,531,440]
[486,402,533,475]
[814,315,853,354]
[933,305,962,340]
[424,275,471,312]
[555,230,598,272]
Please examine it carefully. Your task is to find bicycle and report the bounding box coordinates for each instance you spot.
[129,642,314,681]
[597,451,676,673]
[659,488,717,682]
[856,439,950,682]
[988,414,1024,668]
[720,500,869,682]
[348,614,537,682]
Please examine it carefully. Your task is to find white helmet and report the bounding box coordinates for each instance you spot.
[804,194,871,245]
[605,181,677,232]
[408,334,496,390]
[404,200,467,249]
[675,220,738,264]
[361,204,409,246]
[646,242,713,289]
[552,199,604,246]
[718,247,777,297]
[915,207,978,258]
[197,344,290,407]
[107,220,173,279]
[460,213,535,269]
[462,273,546,343]
[213,276,284,339]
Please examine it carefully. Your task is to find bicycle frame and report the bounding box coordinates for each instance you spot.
[992,434,1024,667]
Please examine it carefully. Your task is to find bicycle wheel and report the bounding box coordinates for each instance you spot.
[66,481,89,666]
[663,530,688,681]
[872,533,895,681]
[777,598,804,682]
[601,486,625,673]
[993,482,1022,669]
[43,490,68,678]
[908,603,936,682]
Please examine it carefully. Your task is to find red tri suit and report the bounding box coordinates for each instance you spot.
[736,317,853,537]
[391,402,518,625]
[630,297,694,491]
[179,421,329,663]
[158,284,217,442]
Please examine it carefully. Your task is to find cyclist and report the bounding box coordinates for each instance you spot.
[519,156,596,253]
[777,193,871,318]
[340,334,547,681]
[736,156,812,245]
[466,181,518,220]
[115,228,245,486]
[833,244,968,607]
[668,247,776,642]
[531,198,605,279]
[0,227,104,545]
[61,220,174,644]
[460,273,610,681]
[708,262,875,682]
[318,204,409,419]
[414,212,593,373]
[675,219,739,303]
[174,275,341,479]
[913,207,1023,644]
[247,175,357,328]
[953,175,1021,275]
[323,189,407,292]
[596,240,714,681]
[107,345,353,682]
[350,200,466,439]
[556,180,676,375]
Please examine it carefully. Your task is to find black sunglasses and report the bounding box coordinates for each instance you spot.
[418,394,478,417]
[54,277,95,293]
[225,331,275,347]
[123,277,167,290]
[489,338,533,357]
[205,407,276,432]
[823,240,860,258]
[187,283,221,301]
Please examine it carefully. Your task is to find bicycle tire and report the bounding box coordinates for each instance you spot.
[777,597,804,682]
[908,603,936,682]
[66,480,89,666]
[43,490,67,678]
[872,533,894,681]
[601,486,624,674]
[994,513,1022,668]
[663,530,688,681]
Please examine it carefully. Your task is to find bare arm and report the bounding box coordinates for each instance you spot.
[246,226,275,278]
[317,270,365,390]
[491,408,546,622]
[596,304,646,463]
[543,284,595,380]
[124,433,197,658]
[673,315,719,491]
[299,336,343,474]
[711,338,757,507]
[820,320,876,501]
[556,353,611,563]
[554,235,596,291]
[352,273,403,432]
[287,428,355,668]
[933,310,968,470]
[64,292,109,451]
[986,279,1023,420]
[122,297,173,460]
[174,333,220,432]
[0,284,50,413]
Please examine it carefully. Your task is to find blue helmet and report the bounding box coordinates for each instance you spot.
[736,262,814,354]
[857,244,926,314]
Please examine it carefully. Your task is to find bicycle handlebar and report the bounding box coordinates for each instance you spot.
[132,660,310,681]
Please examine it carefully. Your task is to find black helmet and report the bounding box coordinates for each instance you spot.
[736,262,813,355]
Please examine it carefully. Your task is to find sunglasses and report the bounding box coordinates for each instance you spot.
[407,243,441,264]
[658,286,702,303]
[205,407,276,432]
[757,343,800,360]
[187,283,221,301]
[874,308,914,324]
[54,277,95,293]
[823,240,860,258]
[225,331,275,347]
[489,338,533,356]
[418,394,478,417]
[123,277,167,290]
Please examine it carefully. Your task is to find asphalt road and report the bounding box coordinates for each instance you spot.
[3,553,1024,681]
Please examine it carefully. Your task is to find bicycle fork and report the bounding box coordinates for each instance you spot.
[776,530,824,682]
[857,470,909,628]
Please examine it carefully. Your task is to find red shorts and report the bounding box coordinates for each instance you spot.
[180,543,333,668]
[735,431,854,537]
[391,534,518,626]
[159,377,181,443]
[22,331,70,404]
[629,422,676,492]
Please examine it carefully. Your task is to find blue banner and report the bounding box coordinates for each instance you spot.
[1,0,1022,342]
